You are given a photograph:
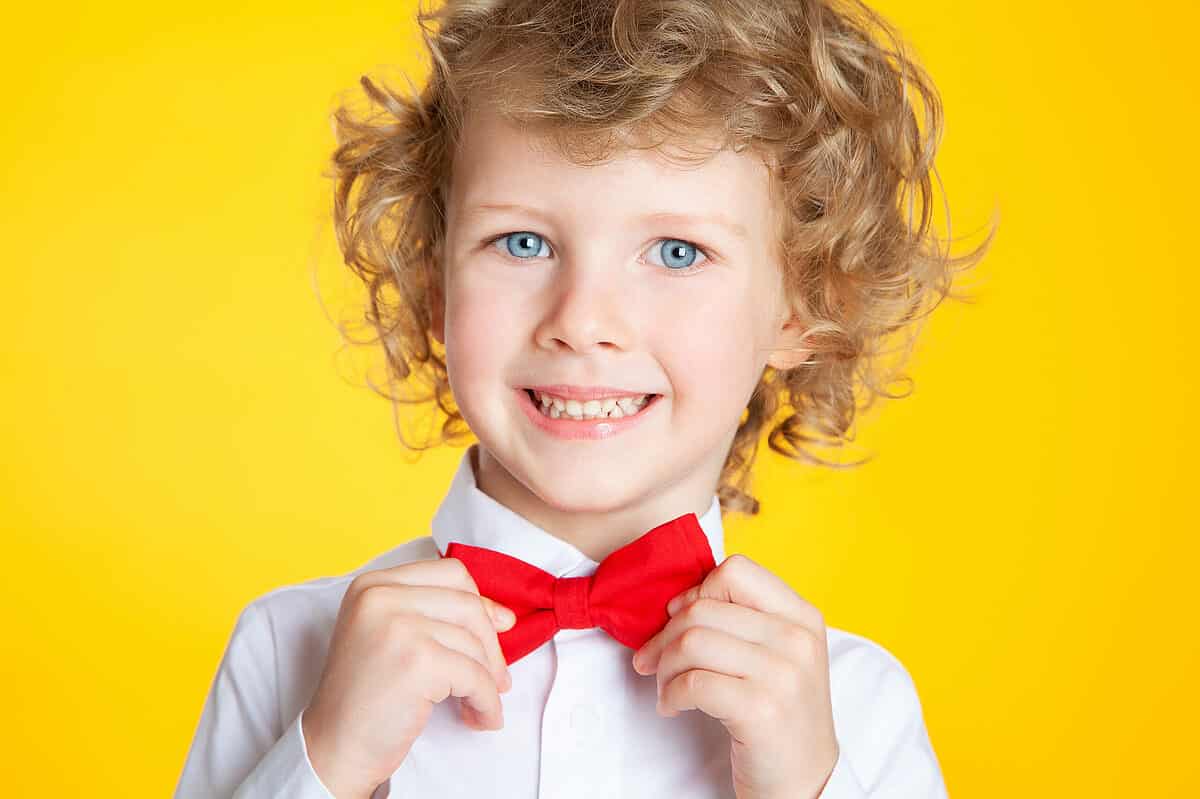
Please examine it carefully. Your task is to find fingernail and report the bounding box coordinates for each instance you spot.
[492,605,515,627]
[666,596,682,615]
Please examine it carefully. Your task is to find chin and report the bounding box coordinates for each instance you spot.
[524,471,646,515]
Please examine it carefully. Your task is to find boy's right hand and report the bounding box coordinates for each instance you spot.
[300,557,516,799]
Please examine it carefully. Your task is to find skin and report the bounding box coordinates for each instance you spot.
[432,104,811,563]
[633,556,841,799]
[428,104,839,799]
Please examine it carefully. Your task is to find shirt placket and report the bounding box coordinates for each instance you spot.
[539,630,622,798]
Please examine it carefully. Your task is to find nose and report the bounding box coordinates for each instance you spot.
[534,254,632,353]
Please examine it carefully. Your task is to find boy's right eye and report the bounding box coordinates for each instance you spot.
[490,231,551,260]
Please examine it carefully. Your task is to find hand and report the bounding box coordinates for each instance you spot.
[302,558,516,798]
[631,554,839,799]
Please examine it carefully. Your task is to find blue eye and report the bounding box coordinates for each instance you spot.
[499,231,550,259]
[650,239,700,271]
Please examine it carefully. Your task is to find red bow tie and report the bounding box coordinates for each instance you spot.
[442,512,717,666]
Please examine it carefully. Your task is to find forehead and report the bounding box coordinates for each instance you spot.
[447,105,776,230]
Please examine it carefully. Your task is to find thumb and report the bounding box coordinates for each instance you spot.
[482,596,516,629]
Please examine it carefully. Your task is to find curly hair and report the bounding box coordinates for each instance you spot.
[323,0,995,518]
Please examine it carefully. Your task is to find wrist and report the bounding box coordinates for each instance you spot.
[804,741,840,799]
[302,709,378,799]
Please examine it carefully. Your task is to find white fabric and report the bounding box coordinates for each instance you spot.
[175,443,948,798]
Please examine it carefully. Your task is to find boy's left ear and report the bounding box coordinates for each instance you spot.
[765,314,812,371]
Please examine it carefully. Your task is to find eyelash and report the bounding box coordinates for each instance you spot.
[484,231,714,277]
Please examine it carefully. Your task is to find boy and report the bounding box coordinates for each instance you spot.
[175,1,989,796]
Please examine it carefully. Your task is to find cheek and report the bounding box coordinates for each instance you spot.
[655,298,760,413]
[443,281,514,394]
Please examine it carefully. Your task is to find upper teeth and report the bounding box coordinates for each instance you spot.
[532,390,651,420]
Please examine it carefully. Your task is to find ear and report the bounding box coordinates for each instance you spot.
[764,311,812,371]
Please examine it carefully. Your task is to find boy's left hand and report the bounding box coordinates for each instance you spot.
[632,554,839,799]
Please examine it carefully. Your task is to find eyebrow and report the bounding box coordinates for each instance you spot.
[466,202,750,242]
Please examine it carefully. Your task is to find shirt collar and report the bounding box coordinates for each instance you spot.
[431,443,726,578]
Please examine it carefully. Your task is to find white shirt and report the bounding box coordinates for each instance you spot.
[175,443,948,798]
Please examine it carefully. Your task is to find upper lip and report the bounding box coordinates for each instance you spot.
[524,384,658,401]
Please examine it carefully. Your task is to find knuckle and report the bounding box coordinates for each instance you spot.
[345,573,366,597]
[677,626,708,655]
[445,557,478,590]
[381,613,418,650]
[352,583,389,619]
[343,574,374,609]
[418,629,449,660]
[468,657,497,693]
[476,656,498,684]
[724,553,751,571]
[799,601,825,629]
[789,626,821,661]
[462,599,493,635]
[687,597,718,618]
[395,630,435,672]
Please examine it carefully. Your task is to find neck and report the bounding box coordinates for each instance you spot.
[471,444,721,563]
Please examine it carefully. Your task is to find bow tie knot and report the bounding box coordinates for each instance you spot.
[443,512,717,666]
[553,575,595,629]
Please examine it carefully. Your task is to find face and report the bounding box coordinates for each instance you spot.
[435,105,809,558]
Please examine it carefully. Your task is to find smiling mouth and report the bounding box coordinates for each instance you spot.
[523,388,662,421]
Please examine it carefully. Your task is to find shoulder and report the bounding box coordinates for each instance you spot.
[824,624,932,756]
[826,625,917,684]
[825,624,924,707]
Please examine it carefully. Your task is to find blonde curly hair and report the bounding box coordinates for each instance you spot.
[324,0,995,518]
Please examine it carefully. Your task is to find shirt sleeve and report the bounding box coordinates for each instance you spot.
[817,645,948,798]
[173,600,337,799]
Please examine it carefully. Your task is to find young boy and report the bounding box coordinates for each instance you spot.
[175,1,989,797]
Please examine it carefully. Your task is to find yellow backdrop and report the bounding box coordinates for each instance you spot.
[2,1,1195,796]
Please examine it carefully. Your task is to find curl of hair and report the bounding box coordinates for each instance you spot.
[322,0,996,519]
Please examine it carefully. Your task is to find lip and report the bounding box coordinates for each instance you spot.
[516,387,662,440]
[523,384,655,401]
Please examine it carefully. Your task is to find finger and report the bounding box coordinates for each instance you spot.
[426,638,506,730]
[350,557,519,638]
[419,616,505,697]
[654,626,778,704]
[659,668,746,724]
[359,582,513,693]
[694,554,823,626]
[349,557,498,603]
[480,595,518,633]
[635,597,775,674]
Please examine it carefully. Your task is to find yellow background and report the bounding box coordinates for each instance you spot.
[2,1,1195,795]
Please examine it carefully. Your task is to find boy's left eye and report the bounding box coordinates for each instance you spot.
[487,231,711,275]
[647,239,708,271]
